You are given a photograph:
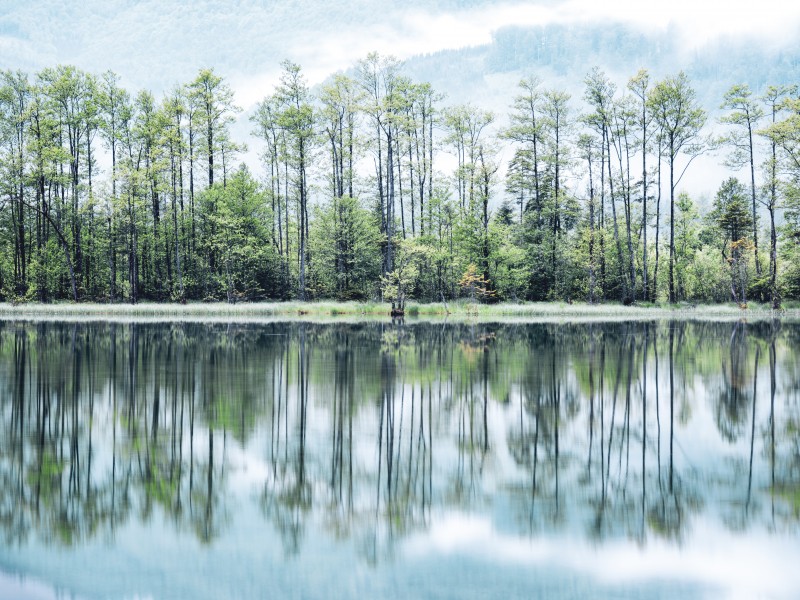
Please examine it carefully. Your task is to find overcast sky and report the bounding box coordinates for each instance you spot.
[2,0,799,108]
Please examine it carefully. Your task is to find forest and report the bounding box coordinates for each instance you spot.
[0,55,799,307]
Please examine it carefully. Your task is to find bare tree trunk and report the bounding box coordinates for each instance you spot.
[587,149,596,303]
[668,137,676,304]
[653,142,662,303]
[748,121,761,276]
[606,129,627,300]
[386,125,395,273]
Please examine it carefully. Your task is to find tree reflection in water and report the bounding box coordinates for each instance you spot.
[0,318,799,560]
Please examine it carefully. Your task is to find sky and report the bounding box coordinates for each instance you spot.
[1,0,799,109]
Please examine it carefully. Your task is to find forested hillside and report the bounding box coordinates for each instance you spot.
[1,54,799,306]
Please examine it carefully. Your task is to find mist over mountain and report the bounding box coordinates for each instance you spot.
[404,21,800,116]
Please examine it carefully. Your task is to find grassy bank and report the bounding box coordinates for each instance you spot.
[0,299,797,321]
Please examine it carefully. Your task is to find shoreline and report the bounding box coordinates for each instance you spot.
[0,300,796,323]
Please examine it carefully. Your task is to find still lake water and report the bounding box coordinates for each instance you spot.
[0,317,798,599]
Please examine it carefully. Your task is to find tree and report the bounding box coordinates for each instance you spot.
[0,70,31,296]
[252,93,291,291]
[541,88,573,297]
[161,88,188,300]
[319,74,362,202]
[115,94,145,303]
[502,77,545,218]
[712,178,753,304]
[274,61,315,300]
[186,68,239,188]
[442,104,494,212]
[97,71,133,300]
[458,263,495,302]
[759,85,799,308]
[5,58,800,307]
[628,69,652,301]
[132,89,166,298]
[381,238,427,315]
[357,53,403,275]
[37,65,99,298]
[609,93,638,301]
[719,84,764,276]
[199,165,275,302]
[23,79,65,300]
[577,133,599,302]
[583,68,625,300]
[408,82,440,237]
[648,72,706,303]
[488,205,528,300]
[443,104,496,294]
[674,192,700,299]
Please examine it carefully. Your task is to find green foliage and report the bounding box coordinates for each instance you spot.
[487,218,527,300]
[381,238,428,311]
[674,192,700,298]
[711,178,755,303]
[779,241,800,300]
[309,195,382,300]
[197,165,278,301]
[685,246,729,302]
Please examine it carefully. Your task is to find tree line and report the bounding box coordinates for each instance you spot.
[1,56,798,306]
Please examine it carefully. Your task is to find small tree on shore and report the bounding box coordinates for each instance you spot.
[381,239,426,314]
[458,263,495,302]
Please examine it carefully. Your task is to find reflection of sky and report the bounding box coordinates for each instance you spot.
[12,501,794,599]
[404,513,800,599]
[0,570,65,600]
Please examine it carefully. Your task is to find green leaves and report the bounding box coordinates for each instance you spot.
[197,165,274,300]
[380,238,428,309]
[713,178,752,242]
[309,195,382,300]
[648,71,706,159]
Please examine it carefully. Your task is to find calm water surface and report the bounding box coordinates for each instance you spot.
[0,318,798,599]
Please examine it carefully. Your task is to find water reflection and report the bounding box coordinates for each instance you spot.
[0,319,798,564]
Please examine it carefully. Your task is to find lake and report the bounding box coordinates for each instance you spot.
[0,318,798,599]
